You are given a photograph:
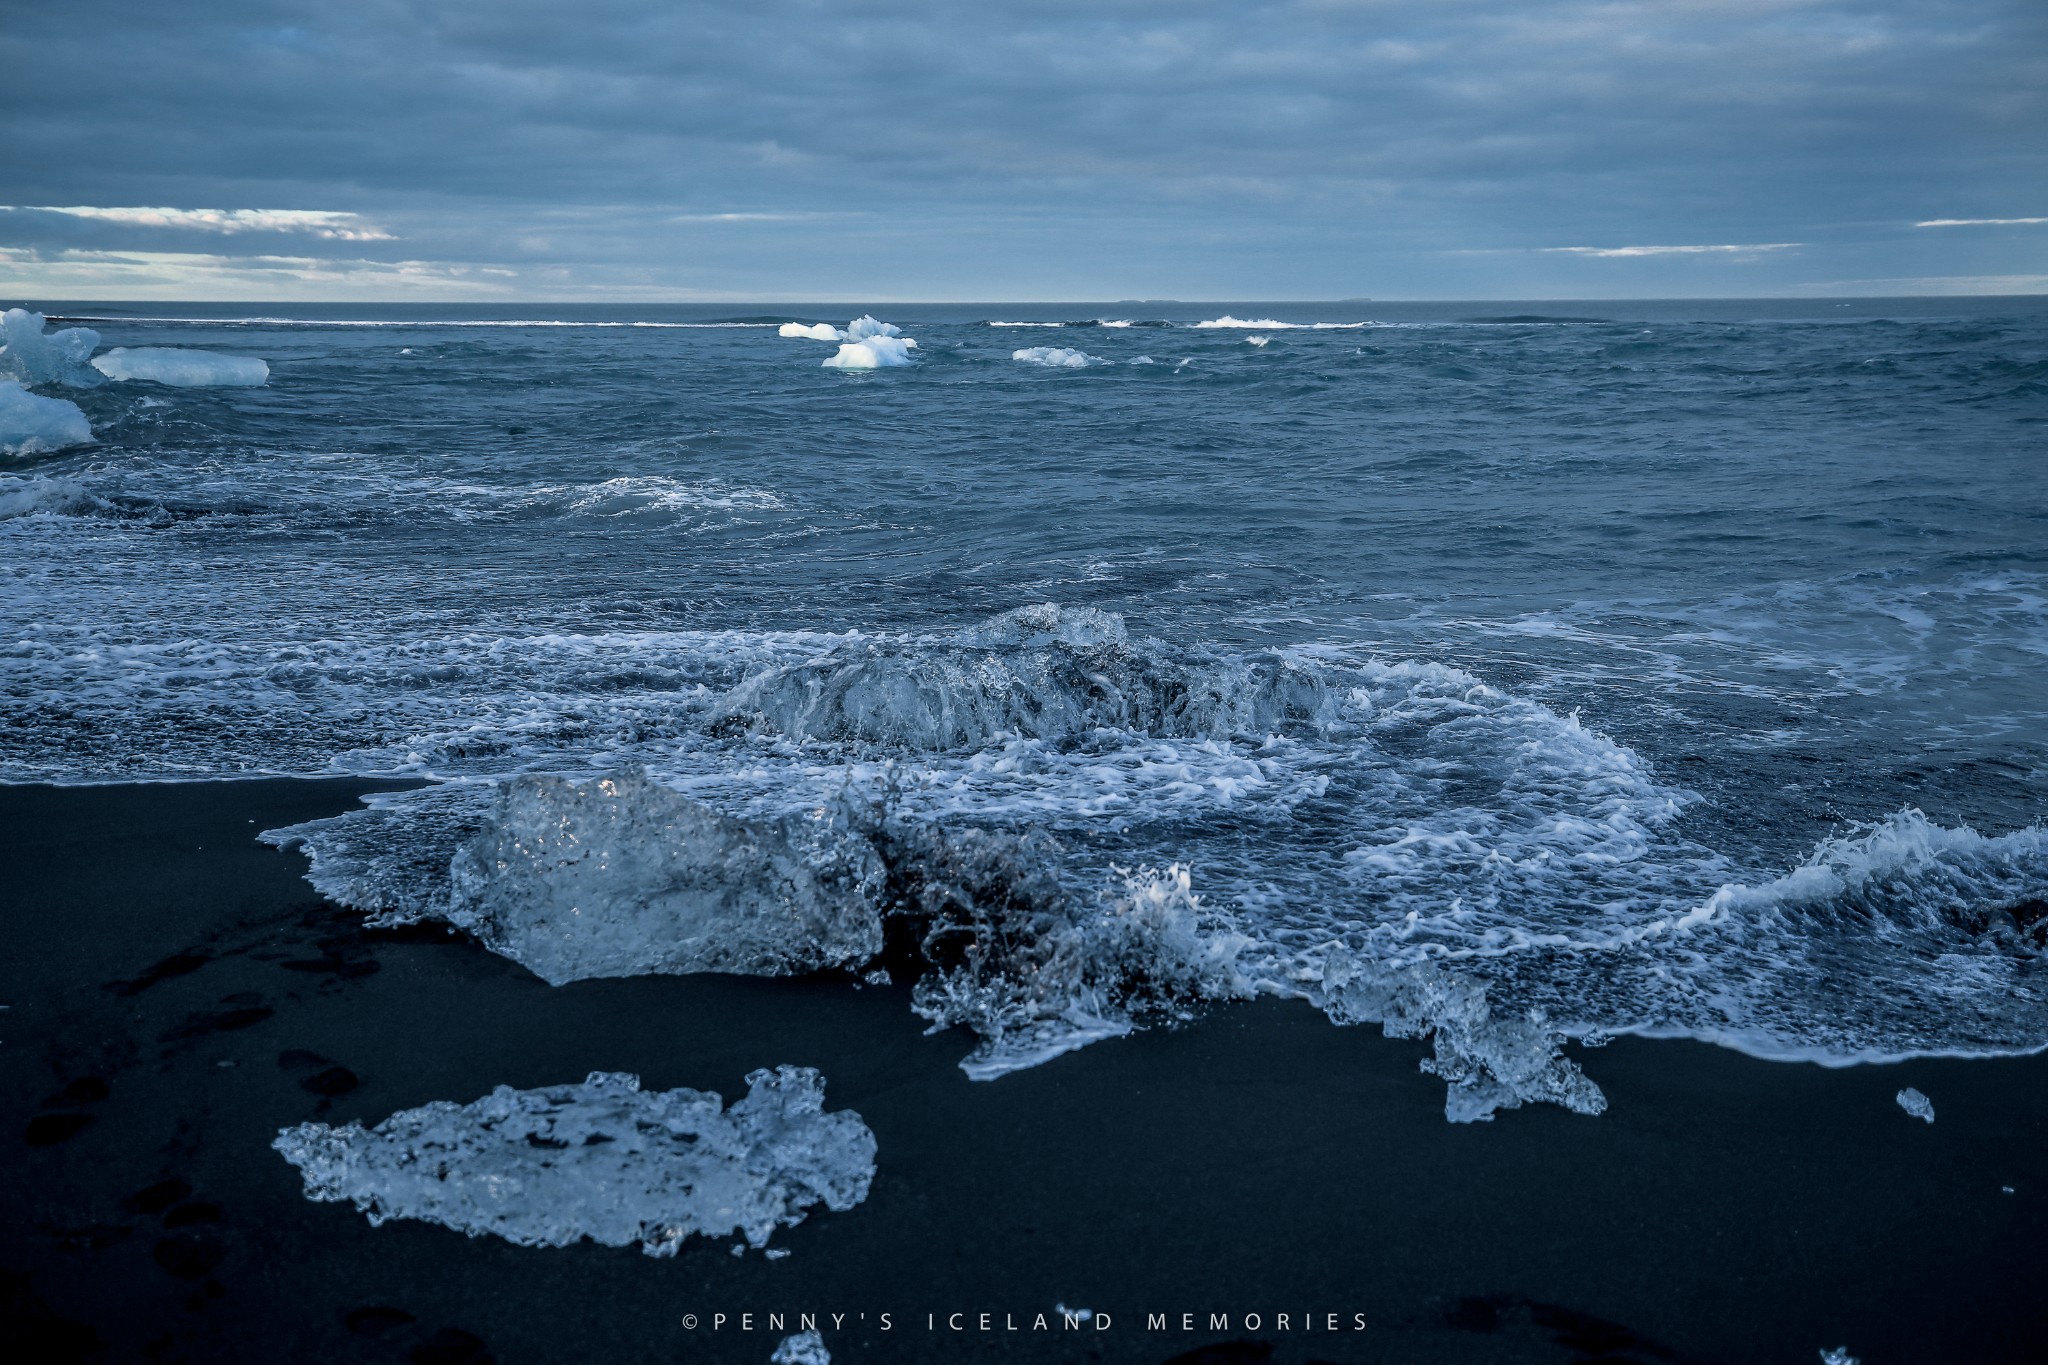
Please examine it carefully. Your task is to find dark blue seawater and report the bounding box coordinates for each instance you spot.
[4,297,2045,1117]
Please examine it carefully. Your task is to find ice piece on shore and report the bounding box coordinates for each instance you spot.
[445,769,885,984]
[274,1066,876,1256]
[771,1331,831,1364]
[1896,1087,1935,1123]
[0,381,93,455]
[779,322,842,340]
[1012,347,1104,368]
[0,309,102,387]
[1320,951,1607,1123]
[91,347,269,387]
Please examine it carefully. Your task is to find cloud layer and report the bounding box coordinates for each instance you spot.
[2,1,2043,298]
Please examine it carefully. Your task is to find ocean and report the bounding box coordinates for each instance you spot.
[4,296,2045,1125]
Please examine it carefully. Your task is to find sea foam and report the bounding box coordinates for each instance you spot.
[1012,347,1105,368]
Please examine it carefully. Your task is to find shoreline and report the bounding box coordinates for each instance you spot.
[4,778,2045,1363]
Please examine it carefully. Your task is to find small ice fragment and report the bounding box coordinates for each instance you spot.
[1896,1087,1935,1123]
[1246,335,1270,346]
[1056,1304,1093,1322]
[771,1331,830,1365]
[764,1247,791,1260]
[91,347,269,387]
[1818,1349,1859,1365]
[2002,1185,2015,1194]
[730,1242,746,1257]
[778,322,841,341]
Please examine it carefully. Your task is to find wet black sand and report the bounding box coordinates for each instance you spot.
[3,779,2045,1365]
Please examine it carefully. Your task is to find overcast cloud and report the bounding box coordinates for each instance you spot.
[2,0,2042,299]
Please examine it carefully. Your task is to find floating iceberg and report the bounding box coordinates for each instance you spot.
[0,381,93,455]
[444,769,885,985]
[818,316,917,368]
[778,322,841,341]
[824,336,913,368]
[1246,335,1270,347]
[1012,347,1104,368]
[0,309,102,387]
[91,347,269,387]
[1895,1087,1935,1123]
[274,1066,876,1257]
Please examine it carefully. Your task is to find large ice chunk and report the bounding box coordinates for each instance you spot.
[818,315,916,368]
[0,309,102,387]
[274,1066,876,1256]
[0,381,93,455]
[91,346,269,387]
[823,336,914,369]
[444,769,885,985]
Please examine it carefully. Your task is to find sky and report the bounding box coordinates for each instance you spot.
[1,0,2043,301]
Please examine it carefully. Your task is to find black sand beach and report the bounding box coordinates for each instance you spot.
[4,779,2044,1365]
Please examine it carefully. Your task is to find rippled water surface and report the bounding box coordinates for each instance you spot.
[6,297,2045,1116]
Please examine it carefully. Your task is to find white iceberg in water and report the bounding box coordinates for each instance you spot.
[274,1066,876,1257]
[778,322,841,341]
[0,381,93,455]
[823,336,914,368]
[1012,347,1104,368]
[800,315,917,368]
[91,346,269,387]
[1895,1087,1935,1123]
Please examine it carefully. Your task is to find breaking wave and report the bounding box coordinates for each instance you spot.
[249,604,2048,1120]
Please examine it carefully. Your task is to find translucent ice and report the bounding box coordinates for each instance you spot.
[1012,347,1104,368]
[444,769,885,985]
[1320,951,1606,1123]
[274,1066,876,1256]
[1895,1087,1935,1123]
[91,347,269,387]
[0,381,93,455]
[772,1331,831,1364]
[0,309,101,387]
